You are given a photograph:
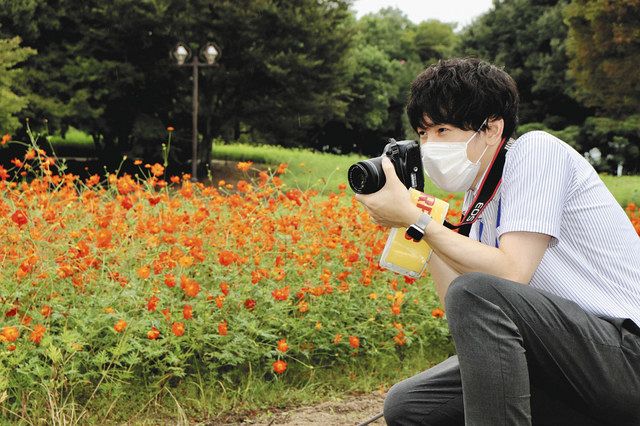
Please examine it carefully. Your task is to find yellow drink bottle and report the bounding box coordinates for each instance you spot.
[379,189,449,278]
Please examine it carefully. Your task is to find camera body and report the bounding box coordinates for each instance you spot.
[348,139,424,194]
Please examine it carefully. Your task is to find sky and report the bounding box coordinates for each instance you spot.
[352,0,494,29]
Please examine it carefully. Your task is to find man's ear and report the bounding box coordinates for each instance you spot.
[485,118,504,146]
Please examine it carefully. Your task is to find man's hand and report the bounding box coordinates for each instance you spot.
[355,157,422,228]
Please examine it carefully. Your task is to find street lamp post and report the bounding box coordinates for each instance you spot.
[171,42,221,182]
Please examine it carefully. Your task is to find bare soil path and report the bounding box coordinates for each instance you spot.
[216,391,387,425]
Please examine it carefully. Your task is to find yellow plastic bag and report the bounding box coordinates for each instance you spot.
[379,189,449,278]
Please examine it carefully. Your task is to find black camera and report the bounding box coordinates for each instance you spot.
[348,139,424,194]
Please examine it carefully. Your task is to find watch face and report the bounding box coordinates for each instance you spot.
[405,224,423,242]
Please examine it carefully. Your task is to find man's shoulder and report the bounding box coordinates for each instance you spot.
[510,130,567,153]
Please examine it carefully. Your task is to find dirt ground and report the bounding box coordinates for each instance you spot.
[216,391,387,426]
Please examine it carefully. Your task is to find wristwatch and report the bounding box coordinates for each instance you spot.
[405,213,432,242]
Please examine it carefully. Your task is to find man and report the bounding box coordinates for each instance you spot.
[356,58,640,425]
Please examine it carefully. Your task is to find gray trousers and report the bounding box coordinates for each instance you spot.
[383,272,640,425]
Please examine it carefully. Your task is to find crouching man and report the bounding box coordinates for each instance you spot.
[356,58,640,425]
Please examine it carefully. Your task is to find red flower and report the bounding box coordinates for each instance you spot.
[147,326,160,340]
[164,273,176,288]
[218,320,228,336]
[172,322,185,337]
[11,210,28,227]
[121,196,133,210]
[183,304,193,320]
[273,359,287,374]
[147,295,159,312]
[277,339,288,353]
[349,335,360,349]
[244,299,256,310]
[219,281,230,296]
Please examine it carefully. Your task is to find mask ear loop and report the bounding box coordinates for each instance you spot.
[468,117,491,165]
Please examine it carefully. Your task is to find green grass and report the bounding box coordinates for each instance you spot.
[212,141,365,193]
[82,343,454,424]
[600,174,640,206]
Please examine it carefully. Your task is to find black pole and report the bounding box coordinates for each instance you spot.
[191,57,199,181]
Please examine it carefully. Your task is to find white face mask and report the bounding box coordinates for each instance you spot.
[420,119,489,192]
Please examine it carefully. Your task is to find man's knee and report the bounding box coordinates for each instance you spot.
[445,272,491,312]
[383,381,411,426]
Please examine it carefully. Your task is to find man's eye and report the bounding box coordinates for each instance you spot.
[437,128,448,134]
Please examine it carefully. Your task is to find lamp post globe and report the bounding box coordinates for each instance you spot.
[202,43,221,65]
[172,43,190,65]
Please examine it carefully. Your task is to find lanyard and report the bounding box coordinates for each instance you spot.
[477,196,502,248]
[444,137,507,237]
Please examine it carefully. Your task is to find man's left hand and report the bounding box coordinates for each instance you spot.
[355,157,422,228]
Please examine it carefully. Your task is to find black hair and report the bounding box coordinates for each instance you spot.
[406,58,519,140]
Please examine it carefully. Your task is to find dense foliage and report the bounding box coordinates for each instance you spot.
[0,0,639,170]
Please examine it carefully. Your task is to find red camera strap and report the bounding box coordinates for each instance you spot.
[444,137,507,237]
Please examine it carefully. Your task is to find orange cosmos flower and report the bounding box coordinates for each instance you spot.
[244,299,256,310]
[219,281,230,296]
[276,163,288,174]
[164,273,176,288]
[147,326,160,340]
[10,158,23,168]
[218,250,236,266]
[133,159,143,165]
[1,133,10,145]
[391,303,401,315]
[40,305,52,318]
[137,265,151,279]
[150,163,164,177]
[349,335,360,349]
[277,339,288,353]
[273,359,287,374]
[11,210,28,227]
[271,286,289,301]
[218,320,228,336]
[0,165,8,180]
[172,322,185,337]
[236,180,251,192]
[96,229,112,248]
[147,295,159,312]
[1,326,19,343]
[180,276,200,297]
[183,304,193,320]
[394,331,406,346]
[338,183,347,191]
[333,333,342,344]
[161,308,172,321]
[431,307,445,318]
[236,161,253,172]
[114,319,127,333]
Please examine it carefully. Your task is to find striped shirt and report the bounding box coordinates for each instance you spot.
[462,130,640,326]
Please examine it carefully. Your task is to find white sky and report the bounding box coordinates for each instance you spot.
[352,0,494,29]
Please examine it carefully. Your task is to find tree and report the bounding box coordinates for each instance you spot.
[0,0,356,175]
[0,37,36,132]
[458,0,588,128]
[564,0,640,117]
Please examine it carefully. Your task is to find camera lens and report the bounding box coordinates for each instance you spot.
[348,158,385,194]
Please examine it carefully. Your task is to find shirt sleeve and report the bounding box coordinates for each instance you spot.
[496,131,573,247]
